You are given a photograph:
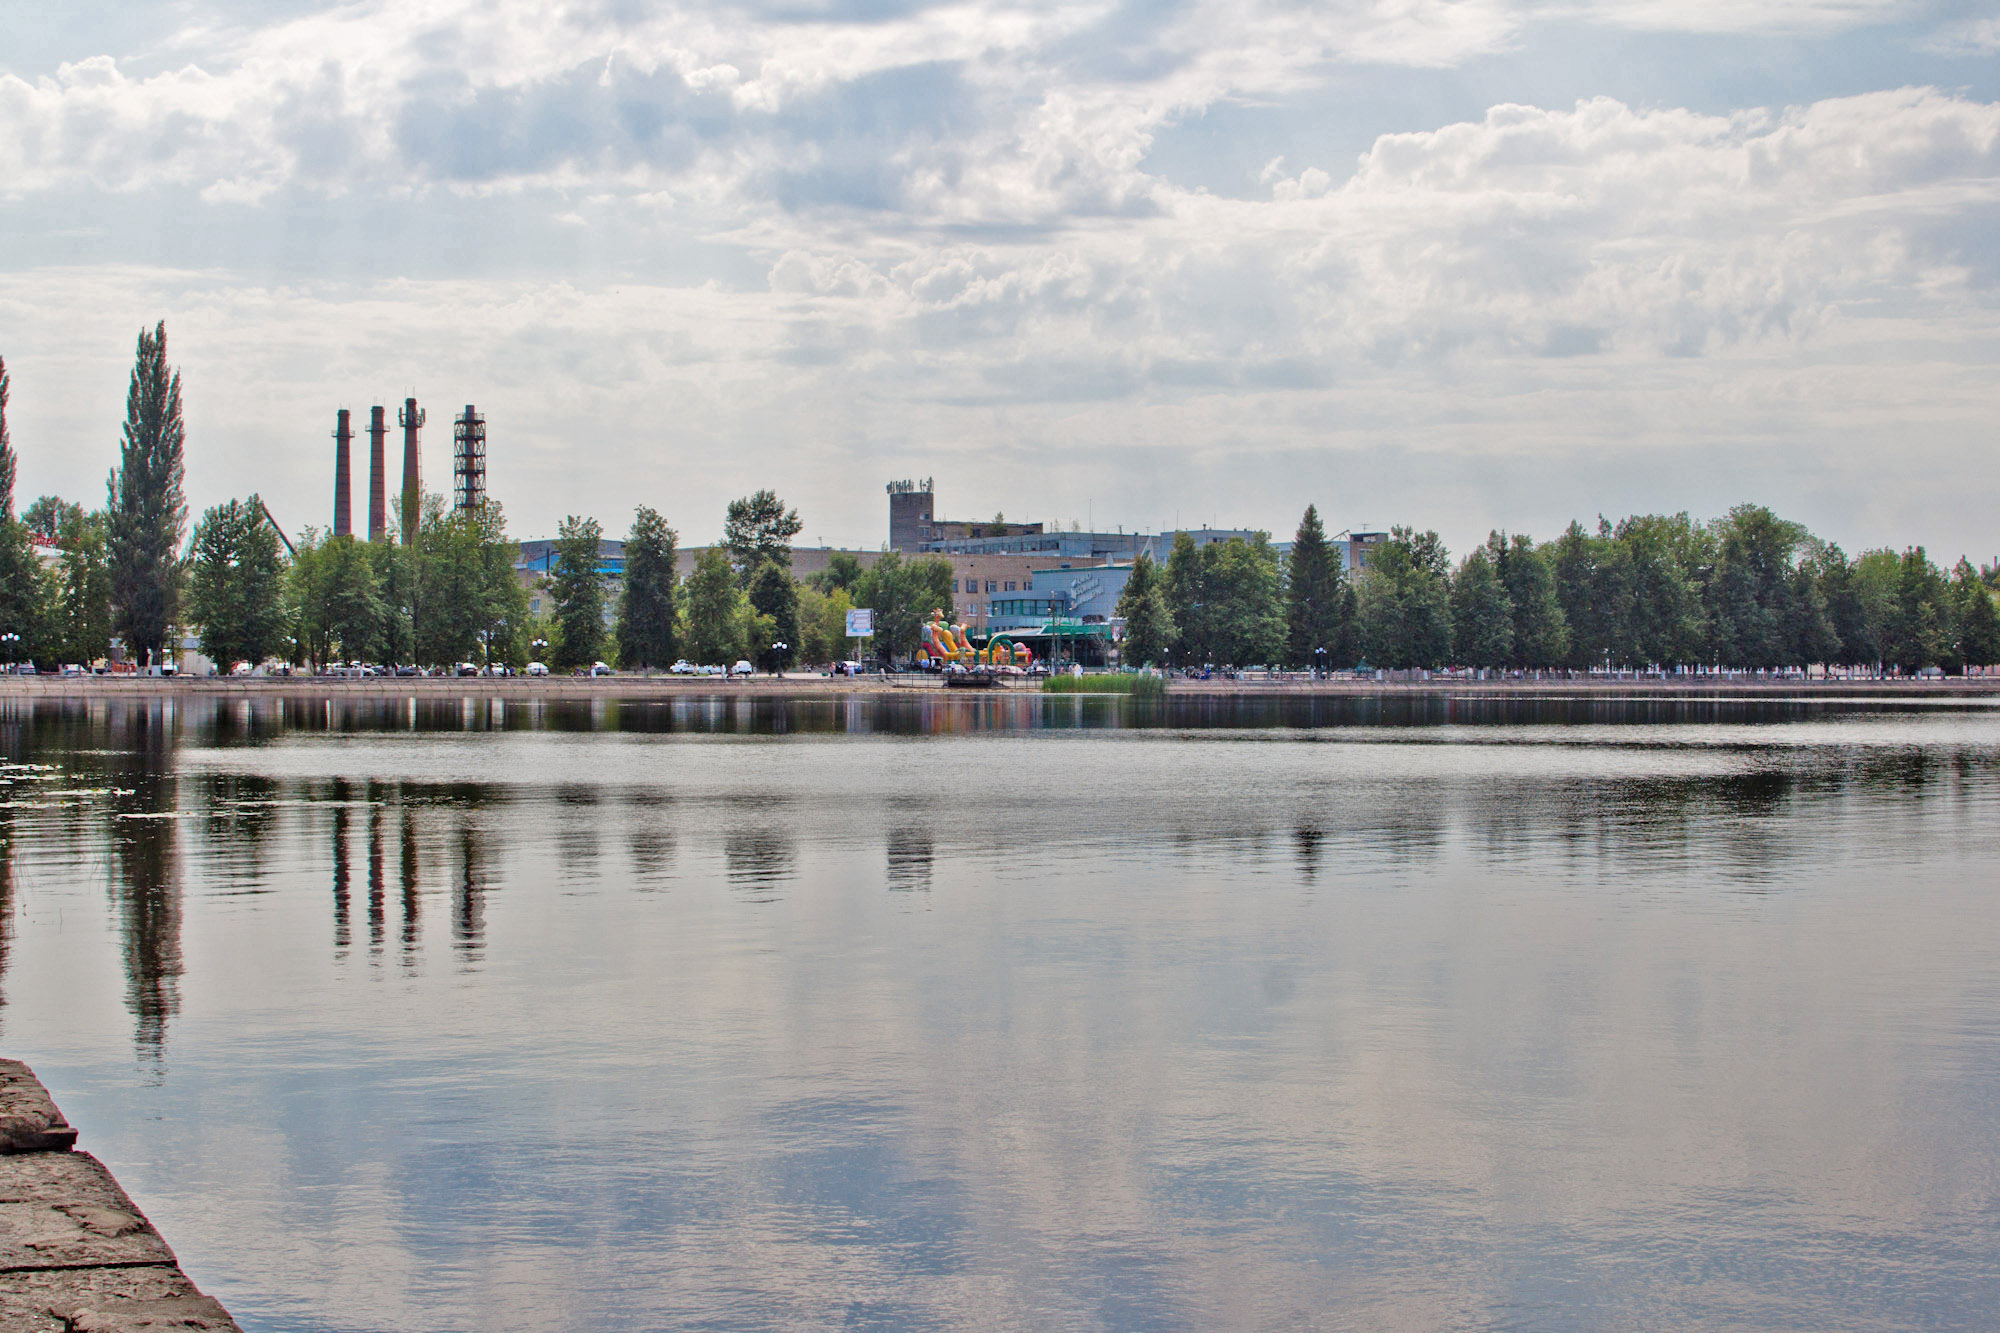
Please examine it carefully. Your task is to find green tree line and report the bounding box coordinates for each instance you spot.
[1112,504,2000,673]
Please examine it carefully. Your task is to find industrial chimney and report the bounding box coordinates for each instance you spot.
[332,409,353,538]
[399,397,425,542]
[368,405,388,542]
[452,405,486,515]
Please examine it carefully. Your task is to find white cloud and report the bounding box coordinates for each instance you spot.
[1917,17,2000,56]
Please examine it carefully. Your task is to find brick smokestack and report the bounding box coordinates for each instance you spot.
[333,409,352,538]
[399,397,425,542]
[368,405,388,542]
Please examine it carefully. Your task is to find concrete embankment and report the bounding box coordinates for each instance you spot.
[2,674,1999,703]
[0,1060,239,1332]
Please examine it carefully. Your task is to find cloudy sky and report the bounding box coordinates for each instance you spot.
[3,0,1997,559]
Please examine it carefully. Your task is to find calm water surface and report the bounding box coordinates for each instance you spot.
[2,693,1998,1331]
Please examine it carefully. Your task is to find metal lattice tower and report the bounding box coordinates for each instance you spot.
[453,404,486,515]
[399,397,425,541]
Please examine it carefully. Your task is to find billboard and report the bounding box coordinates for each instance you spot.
[845,608,875,637]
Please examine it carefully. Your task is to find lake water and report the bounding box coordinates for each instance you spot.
[3,692,1998,1331]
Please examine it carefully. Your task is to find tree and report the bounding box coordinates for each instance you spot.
[106,322,188,664]
[1490,533,1569,668]
[22,497,78,547]
[808,550,865,595]
[724,490,802,577]
[186,497,287,669]
[0,356,13,521]
[1355,527,1452,669]
[404,494,522,669]
[618,506,678,671]
[1450,547,1514,667]
[1115,552,1176,667]
[1879,546,1950,672]
[1286,505,1350,670]
[682,545,744,664]
[549,514,606,670]
[746,558,800,670]
[0,354,43,659]
[1705,505,1829,668]
[1205,536,1286,666]
[852,550,954,665]
[291,533,382,668]
[50,507,111,666]
[1163,531,1209,666]
[797,583,855,666]
[1954,559,2000,668]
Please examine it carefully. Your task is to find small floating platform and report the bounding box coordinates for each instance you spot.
[943,671,1003,689]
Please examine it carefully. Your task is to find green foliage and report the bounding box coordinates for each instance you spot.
[808,551,865,595]
[1114,552,1176,668]
[0,355,13,521]
[1161,532,1285,667]
[409,495,524,669]
[746,558,800,669]
[186,496,287,668]
[1488,533,1569,668]
[548,514,606,670]
[290,533,382,667]
[22,497,78,547]
[106,321,188,662]
[1450,547,1513,667]
[0,517,39,662]
[1704,504,1830,668]
[723,490,802,577]
[1286,505,1353,668]
[617,506,678,670]
[682,545,745,664]
[1163,531,1206,666]
[1879,546,1951,672]
[50,508,111,665]
[1955,560,2000,668]
[851,550,954,664]
[1042,673,1164,695]
[1356,527,1452,669]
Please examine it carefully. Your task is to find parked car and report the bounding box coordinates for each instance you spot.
[731,660,754,676]
[590,662,615,677]
[669,660,696,675]
[525,662,549,677]
[457,662,480,677]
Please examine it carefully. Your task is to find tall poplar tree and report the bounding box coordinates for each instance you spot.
[618,506,679,671]
[0,356,14,520]
[1114,552,1176,667]
[106,322,187,663]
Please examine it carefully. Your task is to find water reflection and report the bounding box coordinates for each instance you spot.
[1,693,1998,1332]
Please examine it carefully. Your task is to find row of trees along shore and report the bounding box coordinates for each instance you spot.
[1113,506,2000,673]
[1,324,1996,674]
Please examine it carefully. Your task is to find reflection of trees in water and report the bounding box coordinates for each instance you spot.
[555,785,601,878]
[105,703,183,1054]
[456,814,488,962]
[886,826,934,893]
[725,815,795,901]
[0,806,14,1023]
[1293,822,1323,884]
[401,806,421,967]
[368,799,386,954]
[330,781,352,954]
[196,771,281,888]
[624,791,675,889]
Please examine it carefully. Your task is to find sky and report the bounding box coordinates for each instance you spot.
[2,0,1997,560]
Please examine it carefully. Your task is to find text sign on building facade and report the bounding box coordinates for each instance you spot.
[846,609,875,637]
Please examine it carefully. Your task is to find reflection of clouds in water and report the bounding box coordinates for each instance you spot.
[5,696,2000,1328]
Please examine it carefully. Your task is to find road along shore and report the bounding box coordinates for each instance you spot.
[0,1060,241,1332]
[3,675,1998,703]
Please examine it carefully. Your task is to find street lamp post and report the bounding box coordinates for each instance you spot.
[0,633,19,671]
[1315,645,1327,680]
[771,641,788,679]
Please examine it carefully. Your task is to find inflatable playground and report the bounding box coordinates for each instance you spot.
[916,610,1035,671]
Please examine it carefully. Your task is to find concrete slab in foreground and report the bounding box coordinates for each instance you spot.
[0,1060,239,1332]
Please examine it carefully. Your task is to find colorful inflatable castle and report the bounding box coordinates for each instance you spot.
[917,610,1034,668]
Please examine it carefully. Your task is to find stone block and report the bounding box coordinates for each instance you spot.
[0,1061,78,1154]
[0,1266,242,1332]
[0,1152,176,1272]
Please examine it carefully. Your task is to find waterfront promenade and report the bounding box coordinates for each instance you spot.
[3,674,1998,703]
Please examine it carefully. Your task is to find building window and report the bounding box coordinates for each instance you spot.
[1005,581,1016,591]
[986,580,997,593]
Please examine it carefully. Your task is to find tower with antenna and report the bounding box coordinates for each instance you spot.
[399,397,425,540]
[453,405,486,515]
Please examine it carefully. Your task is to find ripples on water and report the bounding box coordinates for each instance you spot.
[2,692,1999,1331]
